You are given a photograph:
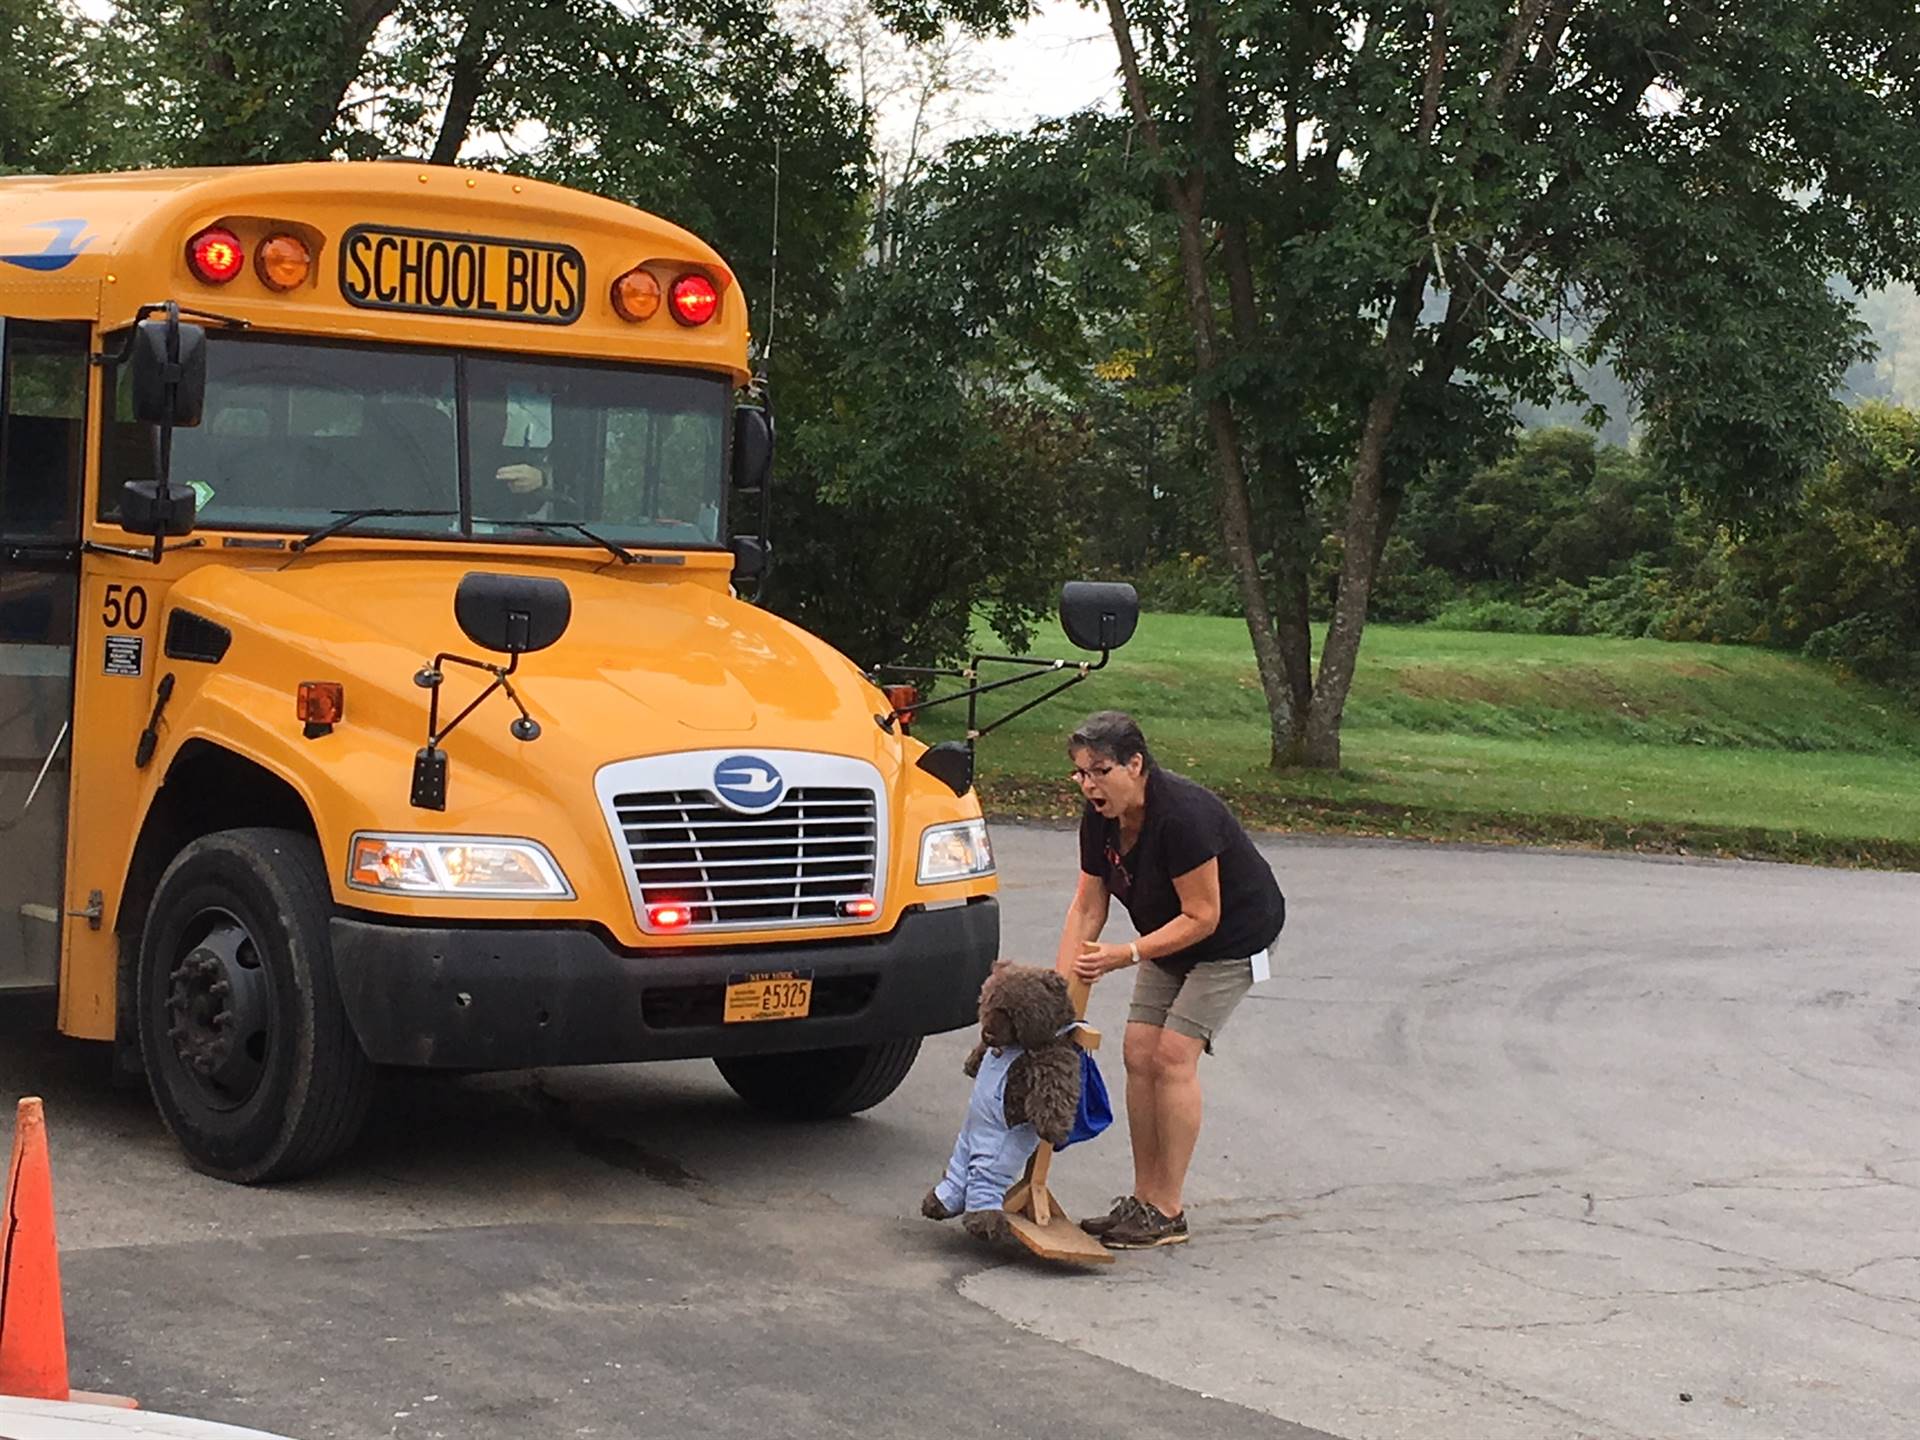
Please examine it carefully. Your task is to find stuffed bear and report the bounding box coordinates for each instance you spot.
[921,962,1082,1242]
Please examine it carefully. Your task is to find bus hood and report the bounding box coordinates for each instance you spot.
[163,554,891,759]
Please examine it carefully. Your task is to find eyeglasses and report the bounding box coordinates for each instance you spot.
[1070,762,1118,784]
[1104,840,1132,900]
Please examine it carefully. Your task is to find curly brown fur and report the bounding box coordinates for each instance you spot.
[922,1188,961,1221]
[962,1208,1010,1243]
[1004,1045,1082,1146]
[977,964,1083,1146]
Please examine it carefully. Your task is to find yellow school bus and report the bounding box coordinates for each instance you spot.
[0,162,1135,1181]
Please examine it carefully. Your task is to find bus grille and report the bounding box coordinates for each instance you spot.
[610,787,879,931]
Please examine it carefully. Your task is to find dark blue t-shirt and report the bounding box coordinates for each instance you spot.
[1079,769,1286,972]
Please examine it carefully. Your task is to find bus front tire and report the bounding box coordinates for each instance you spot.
[714,1038,922,1119]
[136,827,374,1183]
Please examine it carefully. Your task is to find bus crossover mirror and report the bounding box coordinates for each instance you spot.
[130,316,207,426]
[1060,581,1140,653]
[454,572,572,655]
[732,407,772,491]
[729,535,770,582]
[118,480,198,537]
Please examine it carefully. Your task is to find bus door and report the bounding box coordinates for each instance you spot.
[0,321,86,993]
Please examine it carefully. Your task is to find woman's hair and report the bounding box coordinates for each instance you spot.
[1067,710,1156,771]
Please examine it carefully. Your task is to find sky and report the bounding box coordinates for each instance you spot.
[951,2,1121,134]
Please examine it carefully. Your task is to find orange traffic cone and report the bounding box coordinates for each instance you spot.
[0,1097,69,1401]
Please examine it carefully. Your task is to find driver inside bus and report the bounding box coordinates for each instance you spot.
[468,388,554,522]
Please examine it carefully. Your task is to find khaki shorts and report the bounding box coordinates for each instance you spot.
[1129,957,1256,1051]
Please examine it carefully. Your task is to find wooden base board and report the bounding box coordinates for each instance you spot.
[1004,1209,1116,1266]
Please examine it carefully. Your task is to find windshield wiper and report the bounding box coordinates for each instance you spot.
[472,517,640,565]
[291,508,458,553]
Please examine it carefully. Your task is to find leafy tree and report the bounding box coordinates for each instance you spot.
[10,0,1089,670]
[1769,404,1920,691]
[0,1,129,173]
[879,0,1920,768]
[1404,426,1675,588]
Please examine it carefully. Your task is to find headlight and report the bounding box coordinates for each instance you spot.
[348,833,573,898]
[918,819,994,885]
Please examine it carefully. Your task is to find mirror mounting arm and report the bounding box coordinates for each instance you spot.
[417,650,541,749]
[869,650,1111,735]
[89,301,250,369]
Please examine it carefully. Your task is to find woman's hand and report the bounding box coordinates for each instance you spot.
[496,462,547,495]
[1075,940,1135,983]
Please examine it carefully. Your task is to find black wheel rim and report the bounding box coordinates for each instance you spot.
[163,906,275,1110]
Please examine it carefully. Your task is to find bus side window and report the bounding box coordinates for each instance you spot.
[0,323,88,543]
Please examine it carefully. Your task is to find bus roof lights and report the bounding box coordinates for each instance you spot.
[668,273,719,327]
[256,233,313,292]
[611,266,662,322]
[187,226,245,285]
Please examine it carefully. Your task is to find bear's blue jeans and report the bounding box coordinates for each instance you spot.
[935,1044,1040,1213]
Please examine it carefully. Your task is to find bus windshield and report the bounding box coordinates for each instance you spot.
[101,335,729,548]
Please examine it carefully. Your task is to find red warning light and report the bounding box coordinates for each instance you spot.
[668,273,719,326]
[187,226,245,284]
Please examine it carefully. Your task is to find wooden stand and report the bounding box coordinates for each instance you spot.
[1002,977,1115,1266]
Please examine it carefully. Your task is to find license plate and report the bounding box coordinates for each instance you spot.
[724,970,814,1023]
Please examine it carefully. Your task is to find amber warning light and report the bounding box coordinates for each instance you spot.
[256,233,313,291]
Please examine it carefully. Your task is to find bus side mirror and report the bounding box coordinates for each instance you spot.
[119,480,198,537]
[732,407,772,491]
[1060,581,1140,652]
[729,534,770,582]
[130,317,207,426]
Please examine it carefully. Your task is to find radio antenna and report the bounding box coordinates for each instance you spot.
[760,134,781,382]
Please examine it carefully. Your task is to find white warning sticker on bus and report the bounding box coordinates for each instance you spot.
[104,635,144,677]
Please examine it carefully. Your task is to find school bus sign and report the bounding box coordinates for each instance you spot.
[339,224,585,324]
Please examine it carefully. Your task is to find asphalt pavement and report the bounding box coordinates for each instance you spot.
[4,823,1916,1440]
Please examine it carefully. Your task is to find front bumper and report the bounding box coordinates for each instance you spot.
[329,898,998,1069]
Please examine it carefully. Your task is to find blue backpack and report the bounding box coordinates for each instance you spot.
[1055,1041,1113,1150]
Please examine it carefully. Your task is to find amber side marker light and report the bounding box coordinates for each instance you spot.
[186,226,244,284]
[297,681,345,726]
[612,266,662,322]
[257,233,313,291]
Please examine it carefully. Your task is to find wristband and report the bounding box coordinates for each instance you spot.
[1128,942,1140,967]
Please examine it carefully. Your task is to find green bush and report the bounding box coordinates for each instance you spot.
[1429,594,1548,633]
[1805,614,1920,692]
[1132,552,1243,616]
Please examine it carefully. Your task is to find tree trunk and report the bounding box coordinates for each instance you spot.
[1300,0,1451,769]
[299,0,403,156]
[1302,263,1428,768]
[1264,454,1315,767]
[432,10,499,165]
[1104,0,1302,760]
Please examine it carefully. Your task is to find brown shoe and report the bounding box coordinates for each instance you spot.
[1101,1201,1189,1249]
[1079,1195,1145,1238]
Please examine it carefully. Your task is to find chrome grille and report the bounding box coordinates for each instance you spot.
[612,786,879,930]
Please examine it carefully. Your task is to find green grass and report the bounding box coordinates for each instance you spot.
[915,614,1920,867]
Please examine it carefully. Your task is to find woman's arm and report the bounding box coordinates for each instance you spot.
[1075,859,1221,981]
[1054,870,1112,976]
